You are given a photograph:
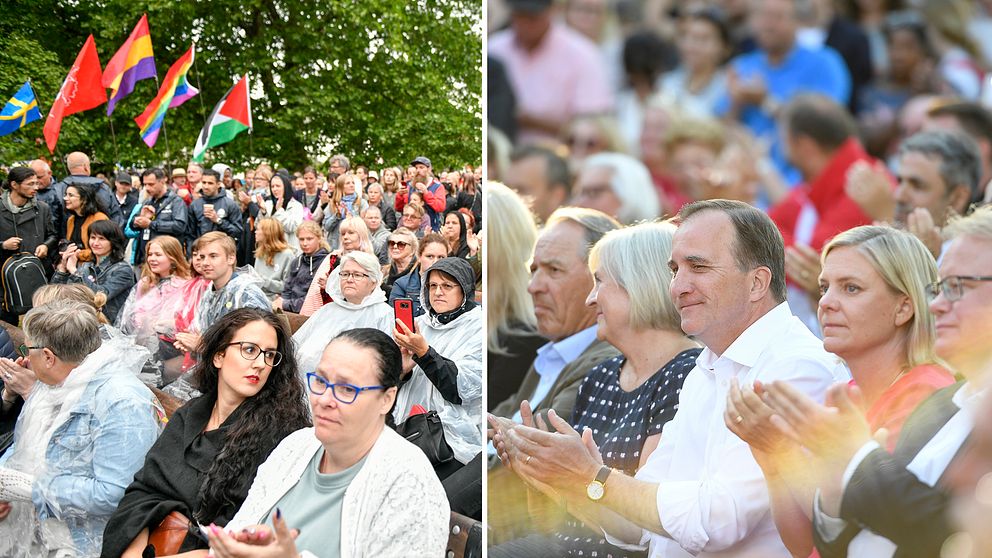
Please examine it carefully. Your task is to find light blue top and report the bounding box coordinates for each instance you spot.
[262,449,369,555]
[715,44,851,188]
[0,353,159,556]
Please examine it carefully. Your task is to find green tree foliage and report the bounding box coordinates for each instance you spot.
[0,0,481,173]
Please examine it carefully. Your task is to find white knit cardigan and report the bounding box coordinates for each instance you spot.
[228,426,450,558]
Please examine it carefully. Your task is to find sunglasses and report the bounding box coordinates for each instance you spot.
[388,240,411,248]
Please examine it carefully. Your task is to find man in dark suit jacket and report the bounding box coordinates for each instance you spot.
[807,208,992,557]
[488,208,621,544]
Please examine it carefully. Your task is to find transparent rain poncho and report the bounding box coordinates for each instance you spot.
[292,265,396,374]
[391,305,484,465]
[115,276,192,388]
[0,334,162,558]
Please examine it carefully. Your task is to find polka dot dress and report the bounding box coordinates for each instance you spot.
[556,348,700,558]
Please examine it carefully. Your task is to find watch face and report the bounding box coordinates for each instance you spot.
[587,481,605,501]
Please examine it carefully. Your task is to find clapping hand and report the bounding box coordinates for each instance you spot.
[207,510,301,558]
[784,243,821,296]
[845,160,895,223]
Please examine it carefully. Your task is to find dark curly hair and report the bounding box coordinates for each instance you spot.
[66,182,104,218]
[87,219,127,261]
[191,308,311,523]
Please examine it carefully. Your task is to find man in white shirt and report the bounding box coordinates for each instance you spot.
[494,199,844,557]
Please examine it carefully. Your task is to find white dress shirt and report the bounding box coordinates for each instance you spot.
[606,302,848,557]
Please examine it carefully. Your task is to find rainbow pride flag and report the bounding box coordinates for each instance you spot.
[134,43,198,148]
[102,14,156,115]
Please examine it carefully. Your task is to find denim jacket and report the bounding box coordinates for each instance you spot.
[0,337,159,557]
[52,258,136,324]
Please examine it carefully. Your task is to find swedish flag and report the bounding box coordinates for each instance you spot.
[0,81,42,137]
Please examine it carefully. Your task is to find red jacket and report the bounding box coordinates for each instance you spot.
[769,139,881,252]
[394,179,447,214]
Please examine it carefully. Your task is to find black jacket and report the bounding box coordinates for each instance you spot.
[815,382,964,558]
[281,248,329,313]
[127,190,190,265]
[189,191,243,241]
[0,195,58,266]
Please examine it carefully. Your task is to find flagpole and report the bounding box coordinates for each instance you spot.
[152,74,172,174]
[27,78,70,177]
[192,55,207,122]
[106,115,121,167]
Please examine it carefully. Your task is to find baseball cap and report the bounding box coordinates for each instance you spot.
[411,156,432,168]
[114,172,131,184]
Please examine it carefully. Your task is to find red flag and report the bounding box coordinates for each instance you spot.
[44,34,107,153]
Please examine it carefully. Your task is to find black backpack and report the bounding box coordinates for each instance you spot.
[2,252,47,314]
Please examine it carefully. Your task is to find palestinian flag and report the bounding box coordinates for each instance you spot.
[192,73,251,162]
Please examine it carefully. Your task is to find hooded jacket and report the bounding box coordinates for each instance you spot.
[281,249,329,314]
[392,258,482,464]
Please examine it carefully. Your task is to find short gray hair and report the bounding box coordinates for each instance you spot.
[329,154,351,171]
[340,251,384,286]
[899,131,983,200]
[589,221,682,331]
[23,300,101,363]
[545,207,622,261]
[582,152,660,224]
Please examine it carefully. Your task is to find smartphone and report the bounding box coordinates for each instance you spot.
[393,298,415,332]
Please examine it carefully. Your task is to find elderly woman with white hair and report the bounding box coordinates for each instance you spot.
[293,251,395,373]
[0,300,159,558]
[490,221,700,557]
[570,152,661,224]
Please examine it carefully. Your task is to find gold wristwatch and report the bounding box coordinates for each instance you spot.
[586,466,612,501]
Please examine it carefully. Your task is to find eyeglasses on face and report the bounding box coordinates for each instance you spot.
[18,344,56,358]
[388,240,410,248]
[340,271,370,282]
[427,281,458,293]
[926,275,992,302]
[305,372,385,404]
[224,341,282,366]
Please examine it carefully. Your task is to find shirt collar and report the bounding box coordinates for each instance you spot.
[537,325,599,364]
[698,302,794,369]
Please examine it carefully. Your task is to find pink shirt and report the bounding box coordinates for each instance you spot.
[489,23,614,145]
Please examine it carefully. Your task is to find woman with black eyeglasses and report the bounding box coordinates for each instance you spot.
[205,328,448,557]
[101,308,310,558]
[293,251,394,373]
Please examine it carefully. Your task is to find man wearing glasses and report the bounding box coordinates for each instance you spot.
[0,166,57,325]
[809,205,992,556]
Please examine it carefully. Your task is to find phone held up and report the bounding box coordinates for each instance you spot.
[393,298,415,332]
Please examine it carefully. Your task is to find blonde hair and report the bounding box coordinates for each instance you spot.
[822,225,940,369]
[486,183,538,353]
[588,221,682,331]
[943,203,992,242]
[255,218,291,266]
[141,236,191,283]
[339,215,375,255]
[403,201,426,219]
[664,116,726,154]
[197,231,237,258]
[562,113,628,155]
[332,173,363,214]
[296,220,330,251]
[33,284,109,324]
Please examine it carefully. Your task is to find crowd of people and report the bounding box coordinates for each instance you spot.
[0,151,483,557]
[487,0,992,556]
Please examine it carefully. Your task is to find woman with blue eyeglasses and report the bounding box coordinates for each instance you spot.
[207,328,449,558]
[292,251,395,373]
[102,308,310,558]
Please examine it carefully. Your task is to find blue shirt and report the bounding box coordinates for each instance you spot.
[715,44,851,189]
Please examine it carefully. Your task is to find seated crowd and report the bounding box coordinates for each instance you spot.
[488,0,992,554]
[0,152,483,557]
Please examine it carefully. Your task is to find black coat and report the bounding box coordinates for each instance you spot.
[127,190,190,265]
[0,197,57,266]
[814,382,964,558]
[189,191,244,241]
[281,248,329,313]
[101,396,286,557]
